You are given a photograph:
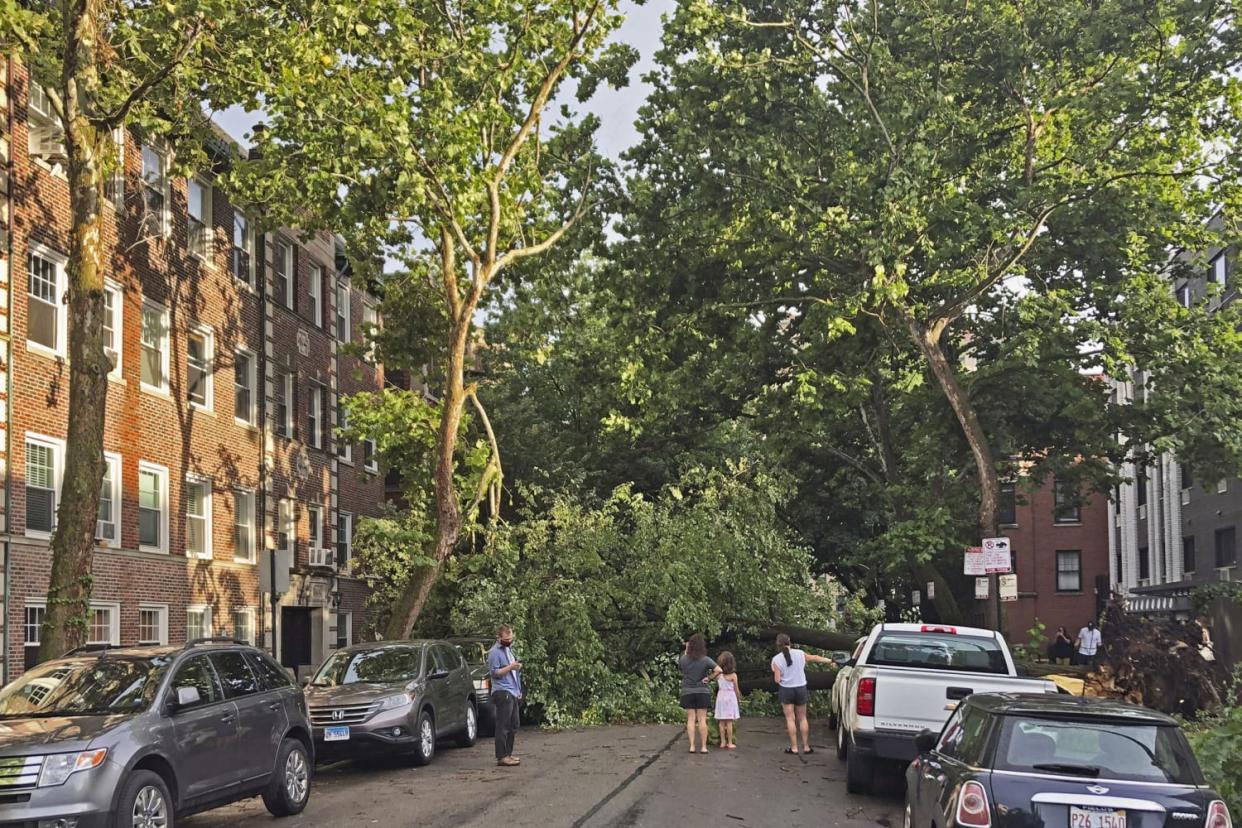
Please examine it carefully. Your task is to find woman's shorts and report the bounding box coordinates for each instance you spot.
[680,693,711,710]
[778,685,809,706]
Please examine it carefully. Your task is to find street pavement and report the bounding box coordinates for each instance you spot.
[185,718,903,828]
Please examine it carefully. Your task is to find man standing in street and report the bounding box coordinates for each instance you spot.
[488,624,523,767]
[1075,619,1103,667]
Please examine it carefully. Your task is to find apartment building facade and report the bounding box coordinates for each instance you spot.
[0,58,385,682]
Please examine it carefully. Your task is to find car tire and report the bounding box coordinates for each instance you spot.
[836,721,848,760]
[845,744,873,794]
[456,703,478,748]
[119,769,174,828]
[410,709,436,766]
[904,802,914,828]
[262,737,311,817]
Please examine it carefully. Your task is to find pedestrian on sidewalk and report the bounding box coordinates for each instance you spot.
[1048,626,1074,664]
[1074,619,1102,668]
[488,624,523,767]
[771,633,835,755]
[714,651,741,750]
[679,633,722,754]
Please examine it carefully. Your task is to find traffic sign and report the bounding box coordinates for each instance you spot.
[982,537,1012,573]
[999,574,1018,602]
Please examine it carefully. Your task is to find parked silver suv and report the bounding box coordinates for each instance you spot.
[0,639,313,828]
[305,639,478,765]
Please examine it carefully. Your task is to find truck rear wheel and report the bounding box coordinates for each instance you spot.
[845,746,873,794]
[835,722,848,760]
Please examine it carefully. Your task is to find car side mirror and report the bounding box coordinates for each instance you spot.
[172,686,200,711]
[300,676,312,688]
[914,729,938,755]
[830,651,850,666]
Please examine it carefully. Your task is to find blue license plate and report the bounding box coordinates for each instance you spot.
[324,726,350,742]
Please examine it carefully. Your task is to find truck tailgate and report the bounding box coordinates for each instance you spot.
[871,668,1053,735]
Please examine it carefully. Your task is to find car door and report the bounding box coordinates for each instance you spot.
[428,644,460,735]
[167,654,240,800]
[209,650,275,785]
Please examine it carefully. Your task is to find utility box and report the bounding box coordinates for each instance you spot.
[259,548,293,596]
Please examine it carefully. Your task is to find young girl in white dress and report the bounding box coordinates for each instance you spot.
[714,651,741,749]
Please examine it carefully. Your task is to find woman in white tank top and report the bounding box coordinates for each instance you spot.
[770,633,835,754]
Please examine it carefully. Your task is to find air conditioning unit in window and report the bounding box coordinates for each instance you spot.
[309,547,335,569]
[96,521,115,542]
[29,125,67,163]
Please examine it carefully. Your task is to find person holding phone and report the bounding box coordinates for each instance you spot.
[488,624,523,767]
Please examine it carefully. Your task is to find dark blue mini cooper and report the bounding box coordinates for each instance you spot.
[906,694,1230,828]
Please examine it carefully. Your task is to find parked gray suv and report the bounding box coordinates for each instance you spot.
[0,639,313,828]
[305,639,477,765]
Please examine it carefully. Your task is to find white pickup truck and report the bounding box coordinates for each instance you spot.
[835,622,1059,794]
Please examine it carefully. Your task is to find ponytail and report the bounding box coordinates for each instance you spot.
[777,633,793,666]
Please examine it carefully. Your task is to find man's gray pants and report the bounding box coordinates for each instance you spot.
[493,690,519,760]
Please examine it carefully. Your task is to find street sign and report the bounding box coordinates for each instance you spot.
[999,574,1018,602]
[982,537,1012,573]
[926,581,935,600]
[912,590,921,605]
[259,548,292,595]
[975,577,989,599]
[964,546,986,575]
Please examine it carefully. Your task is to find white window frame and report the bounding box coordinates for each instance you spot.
[27,82,66,169]
[186,605,213,642]
[337,401,353,464]
[140,143,170,236]
[307,504,323,550]
[233,488,256,564]
[137,461,169,553]
[336,511,353,572]
[308,383,323,449]
[24,602,46,649]
[233,608,256,645]
[275,370,293,438]
[234,348,258,426]
[335,612,352,649]
[140,299,170,394]
[184,475,213,560]
[138,603,170,645]
[96,451,122,548]
[24,432,65,539]
[106,126,125,210]
[26,244,67,359]
[309,264,323,327]
[187,325,214,411]
[363,439,378,474]
[336,282,351,342]
[103,279,124,380]
[232,211,255,286]
[1211,252,1227,288]
[362,301,380,361]
[1178,283,1191,309]
[187,177,213,260]
[278,499,294,554]
[276,240,294,310]
[85,602,121,646]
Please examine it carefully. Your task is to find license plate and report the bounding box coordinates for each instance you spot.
[1071,806,1126,828]
[324,726,350,742]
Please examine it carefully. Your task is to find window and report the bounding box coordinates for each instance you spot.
[336,282,350,342]
[24,435,63,536]
[233,609,256,646]
[1136,468,1148,507]
[1211,252,1227,288]
[335,612,352,649]
[363,439,378,473]
[24,604,45,670]
[1053,478,1081,524]
[102,280,123,377]
[96,452,121,546]
[234,350,256,424]
[1183,536,1196,575]
[233,490,256,563]
[1177,283,1191,308]
[27,247,65,356]
[187,178,212,259]
[140,301,169,392]
[866,630,1008,674]
[26,83,65,164]
[278,499,294,553]
[87,605,119,645]
[276,370,293,438]
[1215,527,1236,568]
[246,652,294,690]
[186,606,212,641]
[140,144,169,235]
[187,327,213,409]
[362,301,379,361]
[307,505,323,550]
[185,477,212,559]
[1139,546,1150,581]
[336,512,353,571]
[1056,551,1082,592]
[138,462,168,552]
[1180,463,1193,490]
[171,656,221,708]
[307,383,323,449]
[309,264,323,326]
[998,481,1017,526]
[337,401,352,463]
[232,212,254,285]
[210,651,259,698]
[275,241,294,310]
[139,604,168,645]
[106,127,125,209]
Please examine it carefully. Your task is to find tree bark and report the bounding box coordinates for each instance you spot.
[39,0,111,661]
[739,670,838,694]
[745,624,859,651]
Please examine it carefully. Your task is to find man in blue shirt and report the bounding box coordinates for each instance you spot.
[487,624,523,767]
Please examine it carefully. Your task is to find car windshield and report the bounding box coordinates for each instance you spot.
[0,656,172,717]
[865,632,1008,674]
[995,716,1202,785]
[311,647,422,686]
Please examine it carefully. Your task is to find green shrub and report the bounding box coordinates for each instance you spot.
[1188,706,1242,817]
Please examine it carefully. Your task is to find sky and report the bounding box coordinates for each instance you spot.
[212,0,677,162]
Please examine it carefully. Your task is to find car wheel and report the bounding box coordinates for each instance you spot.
[904,803,914,828]
[845,745,873,794]
[410,709,436,766]
[456,702,478,748]
[836,721,848,760]
[120,770,173,828]
[262,738,311,817]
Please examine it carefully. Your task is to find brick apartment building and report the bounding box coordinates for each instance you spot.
[0,58,386,682]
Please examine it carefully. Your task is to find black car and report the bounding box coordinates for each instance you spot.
[905,694,1231,828]
[448,637,496,736]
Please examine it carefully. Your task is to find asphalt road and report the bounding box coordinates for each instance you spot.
[184,718,904,828]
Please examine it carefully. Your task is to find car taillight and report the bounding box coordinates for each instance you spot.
[955,781,991,828]
[1208,801,1232,828]
[857,677,876,716]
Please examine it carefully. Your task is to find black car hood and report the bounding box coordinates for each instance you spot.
[991,771,1218,828]
[0,714,130,755]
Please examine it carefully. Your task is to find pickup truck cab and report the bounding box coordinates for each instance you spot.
[838,623,1058,794]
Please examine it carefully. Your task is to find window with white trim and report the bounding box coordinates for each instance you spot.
[309,264,323,327]
[24,604,46,670]
[308,505,323,553]
[362,301,380,361]
[186,605,212,641]
[337,401,352,463]
[87,604,120,645]
[140,300,169,392]
[336,512,353,571]
[234,608,256,645]
[363,439,378,474]
[27,247,66,356]
[1055,550,1082,593]
[138,461,168,552]
[278,499,294,554]
[233,489,256,563]
[335,612,352,649]
[234,349,257,425]
[187,178,212,259]
[27,83,65,165]
[103,280,123,378]
[140,144,169,235]
[1178,283,1191,308]
[185,477,212,559]
[307,383,323,449]
[106,127,125,209]
[97,452,121,546]
[139,604,169,645]
[336,282,350,342]
[275,241,294,310]
[1211,252,1228,288]
[24,434,64,536]
[187,327,213,410]
[232,212,254,285]
[276,370,293,438]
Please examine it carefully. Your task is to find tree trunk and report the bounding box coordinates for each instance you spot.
[908,318,1003,632]
[39,0,110,662]
[739,670,837,694]
[745,624,859,651]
